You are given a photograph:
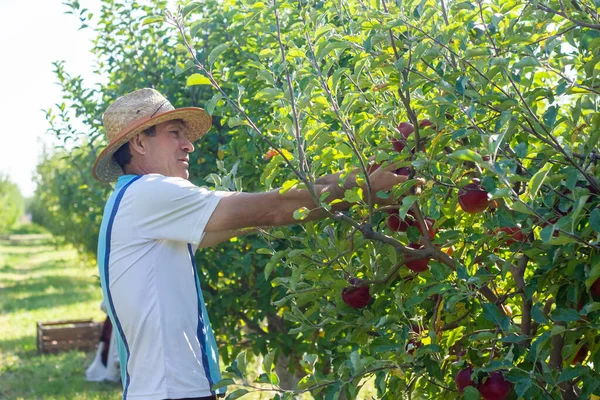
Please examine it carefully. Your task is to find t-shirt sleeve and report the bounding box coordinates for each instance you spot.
[133,175,224,246]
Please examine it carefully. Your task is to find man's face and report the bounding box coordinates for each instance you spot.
[142,120,194,179]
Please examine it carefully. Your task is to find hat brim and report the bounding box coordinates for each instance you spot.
[92,107,211,182]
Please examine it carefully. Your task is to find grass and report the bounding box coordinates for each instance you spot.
[0,234,120,399]
[0,231,377,400]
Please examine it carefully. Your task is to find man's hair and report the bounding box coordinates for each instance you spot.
[113,125,157,171]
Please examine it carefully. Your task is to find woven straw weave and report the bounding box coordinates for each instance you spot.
[92,88,211,182]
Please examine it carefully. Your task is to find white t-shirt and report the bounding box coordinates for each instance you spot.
[97,174,225,400]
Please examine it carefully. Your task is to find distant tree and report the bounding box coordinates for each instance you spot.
[0,173,24,232]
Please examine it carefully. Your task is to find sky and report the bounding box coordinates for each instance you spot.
[0,0,101,197]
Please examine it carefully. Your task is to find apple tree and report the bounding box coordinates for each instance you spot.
[166,0,600,398]
[0,173,24,232]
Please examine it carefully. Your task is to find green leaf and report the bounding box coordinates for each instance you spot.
[542,105,558,128]
[182,2,201,17]
[514,378,532,398]
[482,303,508,330]
[263,350,276,374]
[591,208,600,232]
[456,76,468,94]
[529,164,551,199]
[293,207,310,220]
[540,224,554,243]
[448,149,484,164]
[513,56,541,69]
[509,201,536,216]
[226,389,249,400]
[212,378,235,391]
[550,308,580,323]
[343,187,363,203]
[141,16,163,26]
[208,43,228,67]
[235,350,248,377]
[186,73,212,86]
[279,179,298,194]
[190,20,205,36]
[463,385,480,400]
[256,248,272,255]
[558,366,588,383]
[571,195,590,232]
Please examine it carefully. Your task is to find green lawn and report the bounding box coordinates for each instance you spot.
[0,232,377,400]
[0,234,121,399]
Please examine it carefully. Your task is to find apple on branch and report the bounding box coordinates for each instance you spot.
[495,226,527,245]
[477,371,512,400]
[392,122,414,152]
[341,284,371,309]
[405,243,430,272]
[455,365,475,393]
[458,182,490,213]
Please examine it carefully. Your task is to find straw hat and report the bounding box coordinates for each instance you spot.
[92,88,211,182]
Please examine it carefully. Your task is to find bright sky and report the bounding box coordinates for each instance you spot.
[0,0,101,198]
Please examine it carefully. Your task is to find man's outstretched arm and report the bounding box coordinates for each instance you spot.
[203,162,411,234]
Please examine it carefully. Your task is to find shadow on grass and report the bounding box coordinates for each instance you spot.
[0,273,101,314]
[0,348,122,399]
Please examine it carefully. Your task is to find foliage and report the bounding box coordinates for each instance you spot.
[160,0,600,398]
[0,173,24,233]
[33,0,600,397]
[34,0,313,386]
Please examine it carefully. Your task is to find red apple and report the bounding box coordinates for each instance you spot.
[455,366,475,393]
[392,122,414,152]
[368,162,380,174]
[408,217,436,240]
[406,244,430,272]
[572,343,589,365]
[387,211,410,232]
[395,166,411,176]
[341,285,371,309]
[495,227,527,245]
[477,371,512,400]
[591,278,600,299]
[458,183,490,213]
[419,119,434,128]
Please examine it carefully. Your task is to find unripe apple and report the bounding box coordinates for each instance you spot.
[405,243,430,272]
[392,122,414,152]
[495,227,527,245]
[455,366,475,392]
[458,183,490,213]
[477,371,512,400]
[341,285,371,308]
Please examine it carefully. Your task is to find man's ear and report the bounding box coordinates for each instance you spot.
[129,134,147,156]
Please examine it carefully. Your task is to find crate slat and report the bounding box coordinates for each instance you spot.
[37,319,103,354]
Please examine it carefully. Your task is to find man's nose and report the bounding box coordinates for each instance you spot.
[182,137,194,153]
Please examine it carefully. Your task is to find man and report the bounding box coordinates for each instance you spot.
[92,88,411,400]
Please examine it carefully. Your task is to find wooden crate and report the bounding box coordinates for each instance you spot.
[37,319,102,354]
